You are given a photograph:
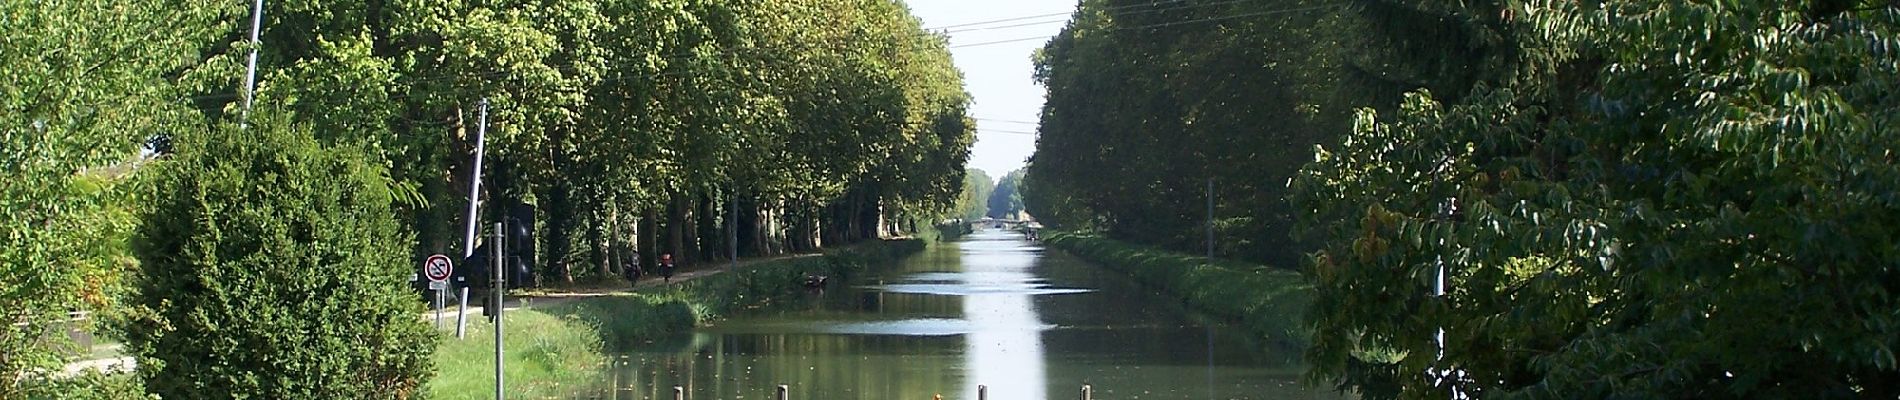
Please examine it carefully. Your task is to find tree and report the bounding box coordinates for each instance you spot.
[0,0,216,394]
[1293,1,1900,397]
[957,169,995,221]
[1023,0,1382,266]
[127,110,435,399]
[987,169,1025,219]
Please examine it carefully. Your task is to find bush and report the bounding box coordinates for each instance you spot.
[126,112,436,399]
[18,371,151,400]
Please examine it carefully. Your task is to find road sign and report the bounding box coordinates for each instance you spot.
[424,254,454,282]
[428,281,448,290]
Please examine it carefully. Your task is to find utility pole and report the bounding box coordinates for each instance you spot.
[239,0,265,123]
[493,222,506,400]
[457,98,489,339]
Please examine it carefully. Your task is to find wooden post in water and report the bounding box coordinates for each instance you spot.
[673,386,684,400]
[776,384,789,400]
[978,385,988,400]
[1082,384,1093,400]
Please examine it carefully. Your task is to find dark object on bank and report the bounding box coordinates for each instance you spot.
[802,275,829,288]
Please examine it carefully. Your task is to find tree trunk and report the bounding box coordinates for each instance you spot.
[592,207,611,279]
[696,191,716,263]
[640,207,659,273]
[541,177,575,285]
[668,194,687,265]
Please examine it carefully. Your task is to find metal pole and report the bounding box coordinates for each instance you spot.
[1433,198,1454,397]
[730,192,738,270]
[494,222,505,400]
[1207,326,1215,399]
[776,384,789,400]
[458,98,489,339]
[240,0,265,123]
[1206,178,1215,259]
[1082,384,1093,400]
[673,386,685,400]
[434,288,443,329]
[978,385,987,400]
[1435,255,1445,360]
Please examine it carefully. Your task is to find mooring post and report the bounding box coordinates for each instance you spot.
[673,386,685,400]
[979,384,989,400]
[1082,384,1093,400]
[776,384,789,400]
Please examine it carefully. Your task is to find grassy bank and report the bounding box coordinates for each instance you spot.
[429,239,925,398]
[1043,231,1313,349]
[430,310,605,400]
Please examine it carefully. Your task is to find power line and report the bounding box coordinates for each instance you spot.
[948,3,1344,49]
[928,11,1074,30]
[924,0,1263,30]
[975,117,1040,125]
[936,0,1271,35]
[980,128,1039,135]
[951,36,1053,49]
[941,17,1072,35]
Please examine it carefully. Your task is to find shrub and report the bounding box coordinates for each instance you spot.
[126,112,435,399]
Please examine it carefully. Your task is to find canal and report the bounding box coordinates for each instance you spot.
[601,229,1342,400]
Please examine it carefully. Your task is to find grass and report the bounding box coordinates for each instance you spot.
[1043,231,1314,350]
[429,309,607,400]
[427,239,927,398]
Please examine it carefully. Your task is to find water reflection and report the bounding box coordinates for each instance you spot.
[960,230,1051,400]
[602,229,1342,400]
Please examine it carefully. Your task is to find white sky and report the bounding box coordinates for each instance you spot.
[905,0,1077,182]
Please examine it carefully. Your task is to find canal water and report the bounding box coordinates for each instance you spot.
[601,229,1342,400]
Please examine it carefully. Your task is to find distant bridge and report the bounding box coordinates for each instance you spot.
[970,217,1040,231]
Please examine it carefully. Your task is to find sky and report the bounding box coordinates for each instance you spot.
[904,0,1078,182]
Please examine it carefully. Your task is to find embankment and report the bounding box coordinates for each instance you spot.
[429,239,925,399]
[1042,231,1313,350]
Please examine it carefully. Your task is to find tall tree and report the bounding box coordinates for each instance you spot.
[1294,1,1900,397]
[0,0,218,394]
[958,169,995,221]
[987,169,1026,219]
[1024,0,1383,266]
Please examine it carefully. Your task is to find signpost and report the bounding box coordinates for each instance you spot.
[425,254,454,282]
[424,254,453,328]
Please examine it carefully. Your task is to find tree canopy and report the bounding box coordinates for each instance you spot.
[1023,0,1393,267]
[1024,0,1900,398]
[189,0,974,282]
[957,169,995,221]
[987,169,1026,220]
[0,0,217,393]
[4,0,972,394]
[1294,2,1900,397]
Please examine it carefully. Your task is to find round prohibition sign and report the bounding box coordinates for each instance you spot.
[423,254,453,282]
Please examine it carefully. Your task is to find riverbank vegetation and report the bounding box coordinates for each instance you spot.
[430,310,605,400]
[1042,232,1310,351]
[5,0,969,396]
[1026,0,1899,398]
[430,239,923,398]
